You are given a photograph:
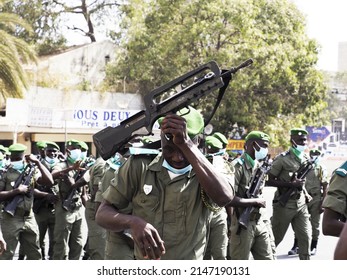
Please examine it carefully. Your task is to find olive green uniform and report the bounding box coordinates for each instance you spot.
[33,158,59,259]
[97,158,134,260]
[229,154,275,260]
[84,157,107,260]
[52,161,86,260]
[0,166,42,260]
[322,161,347,220]
[103,153,234,260]
[203,155,233,260]
[269,149,311,260]
[305,161,329,241]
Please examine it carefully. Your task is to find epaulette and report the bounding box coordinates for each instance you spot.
[335,161,347,177]
[281,151,290,156]
[128,147,160,156]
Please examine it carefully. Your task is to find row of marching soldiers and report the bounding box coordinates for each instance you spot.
[0,110,334,260]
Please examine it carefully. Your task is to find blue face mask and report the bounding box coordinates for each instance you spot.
[162,159,192,175]
[293,140,307,153]
[80,151,87,160]
[254,142,268,160]
[68,149,81,162]
[45,156,58,165]
[11,160,25,171]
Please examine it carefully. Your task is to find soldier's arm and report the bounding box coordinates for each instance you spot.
[322,207,345,237]
[334,222,347,259]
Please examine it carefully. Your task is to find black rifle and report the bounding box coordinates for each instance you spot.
[62,156,95,212]
[4,163,36,216]
[278,157,317,207]
[238,156,272,231]
[93,59,253,160]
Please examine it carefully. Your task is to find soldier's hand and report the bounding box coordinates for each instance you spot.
[130,216,165,260]
[253,198,266,208]
[160,114,190,146]
[46,194,59,204]
[25,154,39,164]
[17,184,29,194]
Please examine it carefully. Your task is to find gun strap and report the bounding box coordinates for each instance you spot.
[203,69,232,126]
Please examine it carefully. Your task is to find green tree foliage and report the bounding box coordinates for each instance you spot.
[105,0,328,147]
[0,0,37,100]
[2,0,67,56]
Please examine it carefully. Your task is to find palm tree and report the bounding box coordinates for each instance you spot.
[0,0,37,102]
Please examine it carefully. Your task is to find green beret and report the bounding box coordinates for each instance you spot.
[290,128,308,136]
[158,106,204,138]
[66,139,80,147]
[36,141,47,149]
[45,141,60,151]
[245,130,270,142]
[212,132,228,145]
[0,144,6,153]
[205,136,223,149]
[9,143,27,153]
[78,141,89,150]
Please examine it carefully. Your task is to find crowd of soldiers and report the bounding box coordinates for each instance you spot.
[0,106,346,260]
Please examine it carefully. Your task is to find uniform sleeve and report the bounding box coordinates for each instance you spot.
[269,156,282,178]
[322,174,347,215]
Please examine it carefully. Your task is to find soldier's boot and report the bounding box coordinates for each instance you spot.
[310,239,318,256]
[18,254,25,260]
[288,238,299,255]
[41,248,46,260]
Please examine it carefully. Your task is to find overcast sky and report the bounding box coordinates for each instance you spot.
[290,0,347,71]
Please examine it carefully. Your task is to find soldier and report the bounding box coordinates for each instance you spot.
[95,107,264,260]
[97,152,134,260]
[0,143,54,260]
[51,139,86,260]
[33,141,61,260]
[267,128,312,260]
[229,131,275,260]
[71,156,107,259]
[203,135,230,260]
[287,149,329,256]
[322,160,347,237]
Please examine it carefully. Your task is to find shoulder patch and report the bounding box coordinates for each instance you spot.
[335,161,347,177]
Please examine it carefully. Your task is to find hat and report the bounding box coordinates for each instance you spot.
[158,106,204,138]
[245,131,270,142]
[310,149,321,156]
[205,136,223,149]
[0,144,6,153]
[45,141,60,151]
[212,132,228,145]
[290,128,308,136]
[36,141,47,149]
[66,139,80,147]
[9,143,27,153]
[78,141,89,151]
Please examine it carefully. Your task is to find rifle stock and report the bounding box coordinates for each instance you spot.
[238,156,272,230]
[4,164,36,216]
[93,59,253,160]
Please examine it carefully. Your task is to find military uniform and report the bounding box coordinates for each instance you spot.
[304,157,329,251]
[203,135,231,260]
[52,160,86,260]
[84,157,107,260]
[322,161,347,220]
[102,151,234,260]
[229,153,275,260]
[269,148,312,260]
[0,144,42,260]
[97,154,134,260]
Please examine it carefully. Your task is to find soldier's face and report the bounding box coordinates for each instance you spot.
[161,134,190,169]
